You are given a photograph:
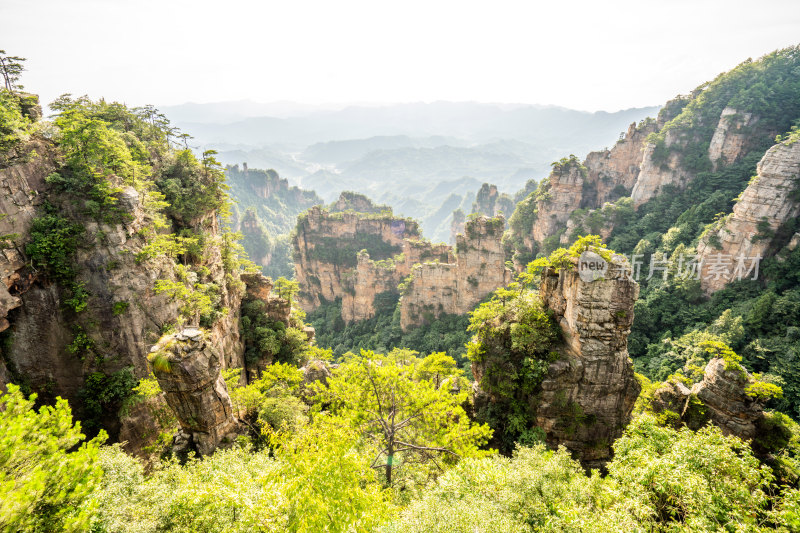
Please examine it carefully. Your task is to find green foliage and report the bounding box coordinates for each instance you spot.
[49,96,155,221]
[609,414,774,529]
[0,89,30,162]
[384,444,624,533]
[78,368,137,434]
[467,284,560,452]
[388,414,790,532]
[746,379,784,401]
[527,234,614,274]
[223,364,307,445]
[111,300,129,316]
[90,419,393,533]
[312,349,492,490]
[273,276,300,305]
[25,210,88,312]
[0,51,26,92]
[156,149,229,227]
[306,233,403,268]
[0,384,105,532]
[308,297,472,367]
[240,298,311,367]
[225,165,322,280]
[153,265,222,327]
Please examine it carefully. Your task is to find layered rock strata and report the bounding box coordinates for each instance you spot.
[0,139,59,331]
[696,138,800,293]
[293,200,458,323]
[149,328,239,455]
[651,357,769,442]
[535,253,641,467]
[400,216,511,330]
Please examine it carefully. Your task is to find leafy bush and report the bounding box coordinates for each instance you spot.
[467,283,560,452]
[0,384,105,532]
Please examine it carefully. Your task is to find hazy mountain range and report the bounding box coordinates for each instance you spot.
[162,101,659,241]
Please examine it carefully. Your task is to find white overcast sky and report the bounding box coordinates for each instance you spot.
[3,0,800,112]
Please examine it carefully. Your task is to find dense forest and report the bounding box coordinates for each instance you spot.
[2,45,800,533]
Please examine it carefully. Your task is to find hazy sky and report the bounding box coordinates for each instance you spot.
[3,0,799,112]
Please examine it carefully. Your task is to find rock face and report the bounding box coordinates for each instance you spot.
[473,183,515,220]
[530,159,587,244]
[0,139,59,331]
[708,108,757,171]
[239,209,271,267]
[293,204,417,312]
[1,139,246,446]
[583,120,658,206]
[509,121,654,265]
[293,197,457,323]
[449,209,465,245]
[149,328,239,455]
[690,358,764,439]
[630,128,694,208]
[651,358,769,442]
[696,138,800,293]
[535,253,641,467]
[400,216,510,330]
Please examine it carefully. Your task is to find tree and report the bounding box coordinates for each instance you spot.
[414,351,461,388]
[273,276,300,305]
[0,384,106,532]
[0,51,25,91]
[313,349,492,487]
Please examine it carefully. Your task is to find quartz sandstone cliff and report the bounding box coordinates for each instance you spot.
[533,254,641,467]
[292,199,454,323]
[511,102,778,261]
[651,357,771,442]
[400,216,511,330]
[0,138,59,331]
[0,138,247,449]
[696,137,800,293]
[149,328,239,455]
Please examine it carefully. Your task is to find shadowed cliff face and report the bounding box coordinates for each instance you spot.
[1,161,246,412]
[0,138,59,332]
[535,254,641,467]
[0,105,248,450]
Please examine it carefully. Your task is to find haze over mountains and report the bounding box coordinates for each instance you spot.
[163,101,658,241]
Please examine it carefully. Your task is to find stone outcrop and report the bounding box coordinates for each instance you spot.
[584,120,658,206]
[535,253,641,467]
[708,107,757,171]
[149,328,239,455]
[696,137,800,293]
[651,357,769,442]
[293,202,418,312]
[332,191,390,214]
[630,128,694,208]
[293,195,460,323]
[239,209,271,267]
[530,159,587,244]
[1,138,246,447]
[472,183,515,219]
[689,358,764,439]
[449,209,465,245]
[400,216,510,330]
[0,138,59,331]
[509,121,654,266]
